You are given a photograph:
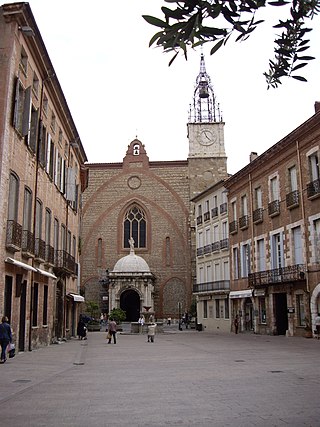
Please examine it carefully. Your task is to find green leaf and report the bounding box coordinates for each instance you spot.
[292,62,307,71]
[168,51,179,66]
[210,38,224,55]
[292,75,307,82]
[142,15,167,28]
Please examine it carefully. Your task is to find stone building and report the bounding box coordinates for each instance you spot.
[191,180,231,333]
[224,104,320,336]
[0,2,87,349]
[81,54,228,321]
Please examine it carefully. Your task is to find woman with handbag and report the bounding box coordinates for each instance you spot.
[0,316,12,363]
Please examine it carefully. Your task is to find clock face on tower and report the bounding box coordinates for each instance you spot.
[199,128,218,145]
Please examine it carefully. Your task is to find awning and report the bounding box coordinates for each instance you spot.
[36,268,57,279]
[68,293,85,303]
[229,289,253,299]
[5,257,37,272]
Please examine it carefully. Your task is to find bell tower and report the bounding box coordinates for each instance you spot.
[188,54,227,197]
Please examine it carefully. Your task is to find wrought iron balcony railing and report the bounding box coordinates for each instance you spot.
[268,200,280,217]
[204,211,210,222]
[6,220,22,251]
[22,230,35,255]
[45,245,55,265]
[193,280,230,293]
[54,250,77,274]
[307,178,320,199]
[286,190,299,209]
[248,264,306,288]
[220,238,229,250]
[220,202,227,214]
[211,207,218,218]
[211,241,220,252]
[197,247,204,256]
[35,238,46,261]
[229,220,238,234]
[204,244,211,254]
[253,208,263,224]
[197,215,203,225]
[239,215,249,230]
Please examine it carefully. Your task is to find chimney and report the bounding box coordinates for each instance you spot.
[315,101,320,113]
[250,152,258,163]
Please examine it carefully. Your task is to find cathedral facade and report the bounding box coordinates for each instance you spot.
[80,55,228,321]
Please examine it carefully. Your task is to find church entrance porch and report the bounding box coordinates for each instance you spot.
[120,289,140,322]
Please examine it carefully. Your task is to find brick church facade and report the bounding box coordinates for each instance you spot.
[80,55,228,321]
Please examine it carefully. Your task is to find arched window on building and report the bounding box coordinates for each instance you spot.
[123,205,146,248]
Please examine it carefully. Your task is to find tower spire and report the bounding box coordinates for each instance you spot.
[189,53,222,123]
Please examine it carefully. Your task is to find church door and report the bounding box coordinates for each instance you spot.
[120,289,140,322]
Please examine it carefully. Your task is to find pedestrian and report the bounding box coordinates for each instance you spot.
[107,318,117,344]
[234,314,239,334]
[77,315,86,340]
[138,315,145,334]
[0,316,12,363]
[147,322,157,343]
[167,317,171,326]
[315,313,320,339]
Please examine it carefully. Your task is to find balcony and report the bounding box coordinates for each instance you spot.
[211,207,218,218]
[229,220,238,234]
[286,190,299,209]
[204,211,210,222]
[6,220,22,252]
[35,238,46,261]
[307,178,320,199]
[268,200,280,217]
[239,215,249,230]
[220,203,227,214]
[21,230,35,256]
[211,241,220,252]
[197,247,204,257]
[204,244,211,254]
[193,280,230,293]
[54,250,77,275]
[248,264,306,288]
[45,245,55,265]
[220,238,229,250]
[196,215,203,225]
[253,208,263,224]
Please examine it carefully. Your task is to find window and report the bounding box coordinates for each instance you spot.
[43,285,48,325]
[240,243,251,278]
[224,298,230,319]
[292,226,303,265]
[23,187,32,232]
[233,247,239,279]
[165,236,171,266]
[13,79,31,136]
[289,166,298,192]
[215,300,220,318]
[203,300,208,318]
[123,205,146,248]
[231,200,237,220]
[222,222,227,239]
[259,297,266,323]
[20,46,28,74]
[271,232,284,269]
[32,72,39,97]
[35,199,42,240]
[214,263,220,281]
[72,236,76,258]
[61,225,66,251]
[213,195,217,208]
[42,94,48,116]
[223,261,229,280]
[54,218,59,251]
[133,144,140,155]
[51,112,56,133]
[198,231,203,248]
[67,230,71,253]
[199,267,204,284]
[45,209,51,245]
[296,294,305,327]
[256,238,266,272]
[213,225,219,243]
[206,264,212,282]
[198,204,202,216]
[32,283,39,327]
[8,172,19,222]
[205,228,211,245]
[270,176,279,202]
[309,152,319,182]
[46,134,54,179]
[254,187,262,209]
[4,276,13,321]
[241,195,248,216]
[205,200,209,212]
[314,219,320,262]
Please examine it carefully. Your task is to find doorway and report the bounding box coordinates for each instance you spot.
[19,280,27,352]
[244,298,253,331]
[55,280,64,338]
[120,289,140,321]
[274,293,288,335]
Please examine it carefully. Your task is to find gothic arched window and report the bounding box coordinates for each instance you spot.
[123,205,146,248]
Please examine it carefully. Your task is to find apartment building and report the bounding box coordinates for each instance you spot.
[224,104,320,337]
[0,3,88,350]
[191,180,231,332]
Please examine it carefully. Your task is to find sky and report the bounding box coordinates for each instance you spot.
[6,0,320,174]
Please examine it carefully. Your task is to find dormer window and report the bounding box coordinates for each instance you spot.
[133,144,140,156]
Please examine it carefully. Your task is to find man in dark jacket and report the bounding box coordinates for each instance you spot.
[0,316,12,363]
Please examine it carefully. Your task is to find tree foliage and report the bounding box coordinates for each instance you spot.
[143,0,320,88]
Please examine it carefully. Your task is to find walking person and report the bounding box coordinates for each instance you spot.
[0,316,12,363]
[107,318,117,344]
[234,314,240,334]
[147,322,157,343]
[77,315,87,340]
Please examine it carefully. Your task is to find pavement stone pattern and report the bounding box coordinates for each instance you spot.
[0,325,319,426]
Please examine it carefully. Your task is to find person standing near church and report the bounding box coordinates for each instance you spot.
[108,318,117,344]
[147,322,156,343]
[138,315,145,334]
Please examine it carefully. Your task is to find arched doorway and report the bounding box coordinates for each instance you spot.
[55,280,64,338]
[120,289,140,321]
